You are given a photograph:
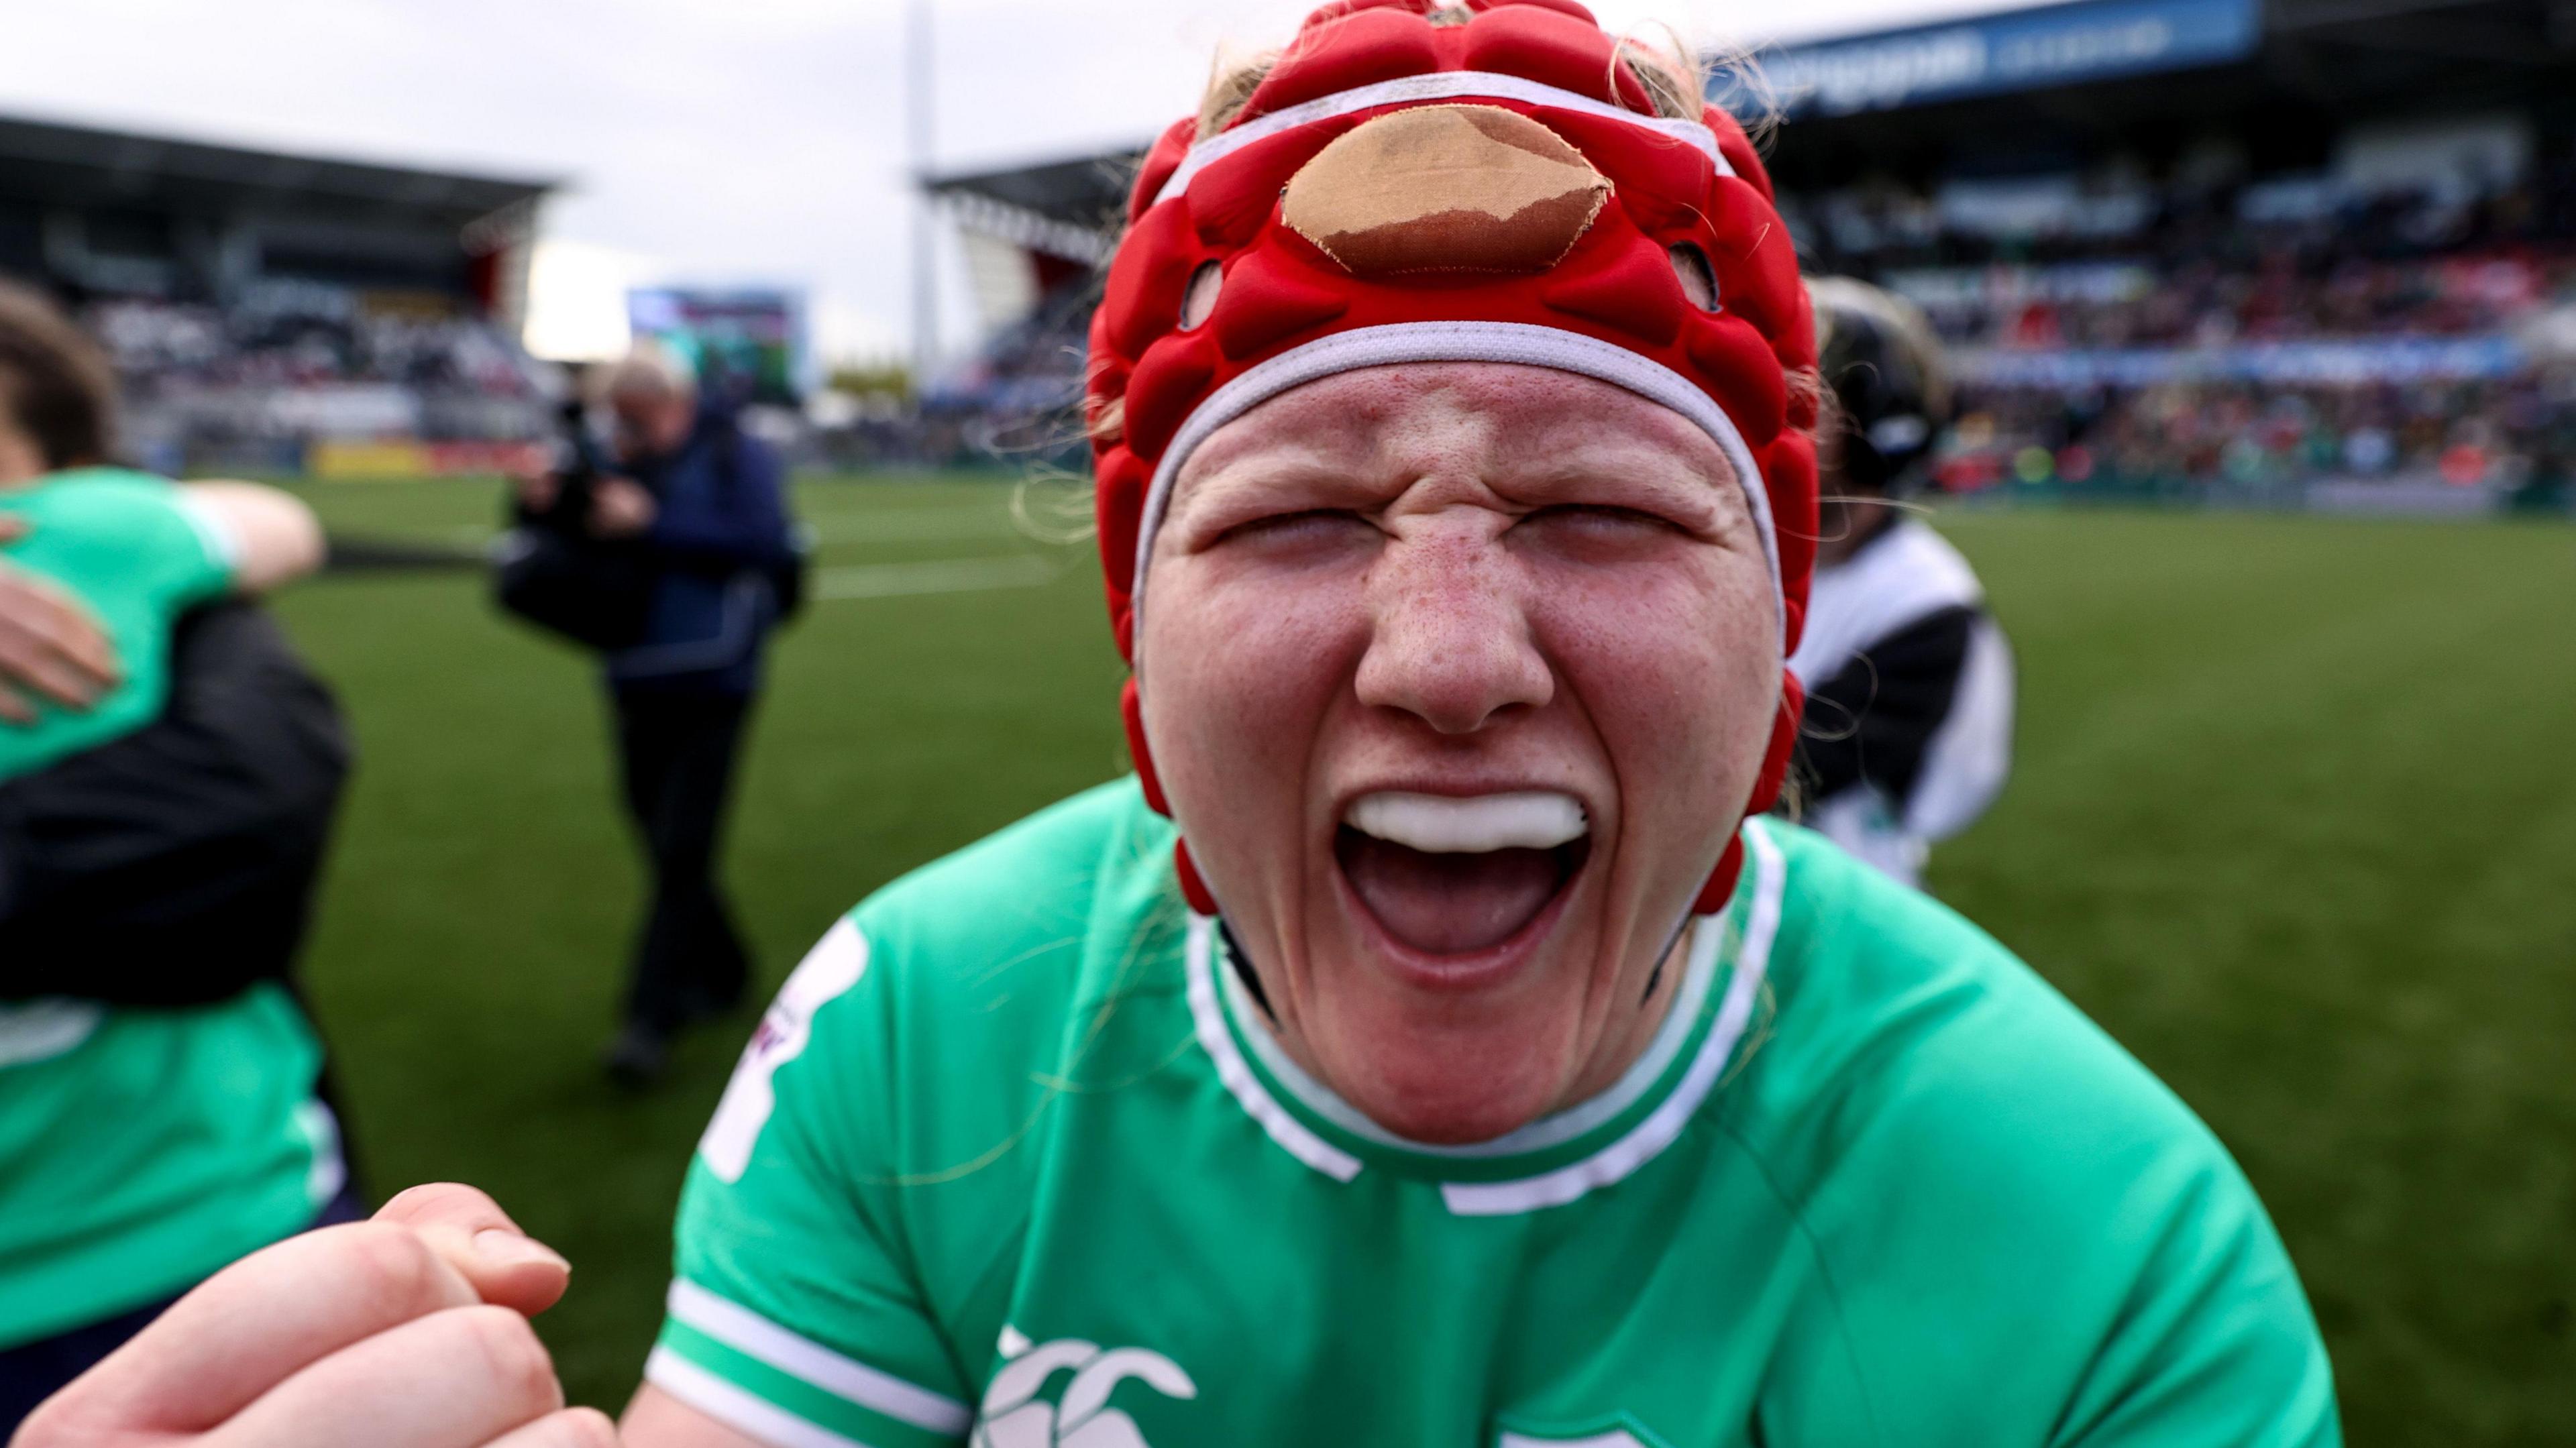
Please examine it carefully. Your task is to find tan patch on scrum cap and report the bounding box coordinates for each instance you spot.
[1283,105,1611,277]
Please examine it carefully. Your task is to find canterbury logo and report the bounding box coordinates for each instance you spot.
[973,1332,1197,1448]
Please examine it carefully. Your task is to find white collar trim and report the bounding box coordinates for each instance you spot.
[1184,913,1364,1182]
[1182,817,1787,1214]
[1216,907,1723,1160]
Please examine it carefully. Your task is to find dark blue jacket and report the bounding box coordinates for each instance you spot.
[605,406,795,698]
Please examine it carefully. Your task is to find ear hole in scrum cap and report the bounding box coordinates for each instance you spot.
[1669,243,1721,313]
[1179,262,1225,331]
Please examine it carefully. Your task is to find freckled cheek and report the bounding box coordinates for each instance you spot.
[1140,562,1371,828]
[1535,566,1779,822]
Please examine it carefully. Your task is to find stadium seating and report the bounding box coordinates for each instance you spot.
[93,294,540,397]
[0,112,554,476]
[74,290,551,475]
[914,162,2576,504]
[1780,171,2576,501]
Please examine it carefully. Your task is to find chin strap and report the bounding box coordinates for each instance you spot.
[1693,673,1805,915]
[1175,842,1221,917]
[1124,679,1224,914]
[1127,673,1805,922]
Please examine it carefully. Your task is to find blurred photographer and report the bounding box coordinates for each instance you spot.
[504,345,798,1086]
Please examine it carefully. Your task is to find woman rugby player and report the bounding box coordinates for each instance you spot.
[17,4,2337,1446]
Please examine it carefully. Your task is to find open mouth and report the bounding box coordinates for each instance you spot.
[1334,791,1591,958]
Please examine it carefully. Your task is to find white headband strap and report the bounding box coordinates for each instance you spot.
[1129,321,1783,651]
[1153,70,1729,209]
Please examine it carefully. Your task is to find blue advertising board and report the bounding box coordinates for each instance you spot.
[1723,0,2261,118]
[1954,335,2529,388]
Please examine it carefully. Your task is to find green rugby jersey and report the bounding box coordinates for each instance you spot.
[651,780,2337,1447]
[0,468,334,1347]
[0,987,339,1346]
[0,466,236,781]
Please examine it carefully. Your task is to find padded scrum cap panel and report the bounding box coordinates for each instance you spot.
[1244,6,1445,120]
[1544,112,1703,231]
[1460,2,1656,111]
[1090,0,1817,912]
[1102,203,1205,361]
[1214,256,1353,360]
[1542,231,1688,347]
[1130,119,1198,227]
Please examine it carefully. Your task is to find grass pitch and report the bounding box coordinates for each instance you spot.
[268,478,2573,1442]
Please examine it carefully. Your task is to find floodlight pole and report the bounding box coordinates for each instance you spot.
[908,0,938,393]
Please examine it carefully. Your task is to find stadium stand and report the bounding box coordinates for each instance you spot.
[0,114,556,474]
[919,153,1131,463]
[920,0,2576,512]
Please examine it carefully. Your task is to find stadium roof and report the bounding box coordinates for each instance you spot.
[926,152,1137,264]
[0,112,555,231]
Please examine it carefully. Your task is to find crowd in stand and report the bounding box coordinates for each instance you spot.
[1780,164,2576,500]
[1790,153,2576,290]
[1938,370,2576,498]
[54,286,552,469]
[1880,249,2560,352]
[87,289,540,400]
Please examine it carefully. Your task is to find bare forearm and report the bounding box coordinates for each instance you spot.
[621,1384,767,1448]
[183,481,325,593]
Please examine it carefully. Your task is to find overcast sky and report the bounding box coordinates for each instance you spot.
[0,0,2036,363]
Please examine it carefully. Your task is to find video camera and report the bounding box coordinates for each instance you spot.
[492,395,655,651]
[519,397,615,535]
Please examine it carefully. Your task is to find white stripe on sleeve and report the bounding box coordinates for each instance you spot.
[665,1280,972,1435]
[646,1346,881,1448]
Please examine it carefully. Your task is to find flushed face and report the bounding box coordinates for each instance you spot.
[1140,363,1780,1144]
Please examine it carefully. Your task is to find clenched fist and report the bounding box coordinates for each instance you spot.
[12,1186,616,1448]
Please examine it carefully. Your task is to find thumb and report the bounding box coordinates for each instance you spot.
[375,1184,572,1317]
[0,516,27,545]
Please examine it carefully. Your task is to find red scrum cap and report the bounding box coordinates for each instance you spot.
[1090,0,1817,916]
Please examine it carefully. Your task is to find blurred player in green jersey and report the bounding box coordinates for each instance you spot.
[0,282,346,1429]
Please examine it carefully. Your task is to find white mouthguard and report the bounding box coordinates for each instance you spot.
[1344,791,1589,854]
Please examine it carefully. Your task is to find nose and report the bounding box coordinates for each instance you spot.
[1352,518,1553,735]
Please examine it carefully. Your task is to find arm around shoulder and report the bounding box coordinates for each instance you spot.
[183,481,325,593]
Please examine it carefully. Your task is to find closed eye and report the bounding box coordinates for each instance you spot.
[1216,509,1375,550]
[1513,504,1688,539]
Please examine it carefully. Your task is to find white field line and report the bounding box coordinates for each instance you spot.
[813,555,1062,602]
[429,513,1016,550]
